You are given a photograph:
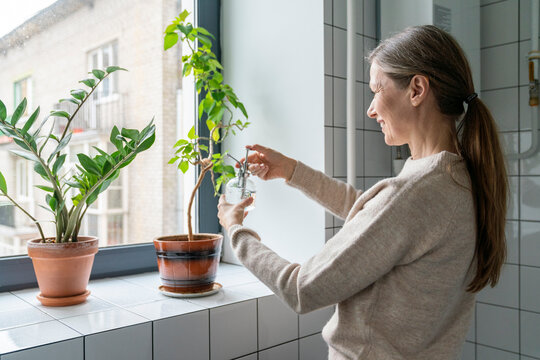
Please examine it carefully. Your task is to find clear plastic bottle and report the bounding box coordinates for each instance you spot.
[225,171,256,211]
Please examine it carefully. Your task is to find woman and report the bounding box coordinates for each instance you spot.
[217,25,507,360]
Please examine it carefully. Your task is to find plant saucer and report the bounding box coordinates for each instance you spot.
[158,282,222,298]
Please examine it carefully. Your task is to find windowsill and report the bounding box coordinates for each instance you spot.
[0,262,273,355]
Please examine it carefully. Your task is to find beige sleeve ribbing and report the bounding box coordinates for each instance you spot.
[286,161,363,219]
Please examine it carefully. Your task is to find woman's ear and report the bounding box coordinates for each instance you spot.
[409,74,429,107]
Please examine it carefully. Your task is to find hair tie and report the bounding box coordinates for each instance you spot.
[464,93,478,104]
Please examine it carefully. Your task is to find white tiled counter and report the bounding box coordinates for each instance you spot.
[0,263,334,360]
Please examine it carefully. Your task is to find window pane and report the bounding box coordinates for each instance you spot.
[0,2,185,257]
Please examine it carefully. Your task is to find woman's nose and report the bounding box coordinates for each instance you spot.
[366,101,376,118]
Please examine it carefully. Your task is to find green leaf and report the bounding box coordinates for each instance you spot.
[50,110,71,119]
[199,144,208,152]
[187,126,197,140]
[10,149,39,162]
[65,181,84,189]
[165,24,177,33]
[164,32,179,50]
[35,185,54,193]
[92,146,115,165]
[48,132,72,162]
[34,163,49,180]
[47,194,57,211]
[193,33,212,48]
[79,79,96,88]
[70,89,87,101]
[212,128,220,142]
[238,102,248,119]
[179,160,189,173]
[174,139,188,147]
[110,126,122,150]
[106,66,127,73]
[196,27,215,39]
[168,156,179,164]
[135,131,155,153]
[178,24,193,36]
[209,106,225,124]
[52,154,67,175]
[77,153,101,176]
[11,98,27,126]
[178,9,190,22]
[0,171,6,193]
[92,69,106,80]
[121,128,139,141]
[182,63,192,77]
[59,98,80,105]
[21,107,40,135]
[208,59,223,70]
[211,91,225,102]
[0,100,6,122]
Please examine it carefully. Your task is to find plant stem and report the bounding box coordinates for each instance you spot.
[0,194,45,241]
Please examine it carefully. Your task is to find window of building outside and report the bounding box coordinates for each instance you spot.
[0,0,202,265]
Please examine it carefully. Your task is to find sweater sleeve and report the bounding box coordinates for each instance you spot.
[228,180,456,314]
[286,161,363,219]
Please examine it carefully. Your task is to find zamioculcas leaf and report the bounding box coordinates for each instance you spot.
[77,154,101,176]
[10,149,39,162]
[21,107,40,135]
[179,160,189,173]
[48,132,72,163]
[0,170,7,193]
[0,100,6,122]
[50,110,71,119]
[70,89,87,101]
[10,98,27,126]
[106,66,127,74]
[52,154,67,175]
[164,32,178,50]
[34,163,49,180]
[121,128,139,141]
[92,69,106,80]
[110,126,123,150]
[59,98,80,105]
[35,185,54,193]
[135,131,156,154]
[79,79,96,88]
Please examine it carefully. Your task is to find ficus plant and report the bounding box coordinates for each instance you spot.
[0,66,156,243]
[164,10,250,241]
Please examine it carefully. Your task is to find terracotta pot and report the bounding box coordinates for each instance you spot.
[153,234,223,293]
[27,236,99,306]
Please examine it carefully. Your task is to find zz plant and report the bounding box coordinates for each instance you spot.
[0,67,155,243]
[164,10,250,241]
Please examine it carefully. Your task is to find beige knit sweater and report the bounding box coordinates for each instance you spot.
[228,151,477,360]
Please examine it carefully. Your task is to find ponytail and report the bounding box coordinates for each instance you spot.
[459,99,508,292]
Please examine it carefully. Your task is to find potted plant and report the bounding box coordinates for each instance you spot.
[0,67,156,306]
[154,10,250,296]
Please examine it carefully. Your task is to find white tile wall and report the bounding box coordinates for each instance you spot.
[59,308,149,335]
[520,130,540,174]
[520,266,540,312]
[521,310,540,358]
[480,0,518,47]
[506,221,519,264]
[333,77,346,127]
[210,300,257,360]
[508,176,519,220]
[356,82,364,129]
[84,323,152,360]
[521,221,540,266]
[258,295,299,350]
[324,0,332,25]
[299,333,328,360]
[519,86,534,131]
[477,344,519,360]
[324,24,333,76]
[460,341,475,360]
[236,354,257,360]
[500,132,518,175]
[325,127,334,176]
[363,0,376,38]
[126,298,206,321]
[153,310,209,360]
[364,131,392,177]
[482,88,519,131]
[259,340,299,360]
[2,338,83,360]
[355,129,365,176]
[333,27,347,78]
[477,264,519,307]
[299,306,334,337]
[481,43,518,90]
[333,127,347,177]
[520,176,540,221]
[466,309,475,342]
[325,76,333,126]
[0,306,53,331]
[333,0,346,29]
[476,303,519,352]
[519,39,540,86]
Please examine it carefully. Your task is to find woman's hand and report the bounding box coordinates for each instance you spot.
[217,195,254,232]
[240,144,297,181]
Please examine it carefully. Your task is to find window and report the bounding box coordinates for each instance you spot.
[13,77,32,114]
[0,0,219,291]
[88,41,118,100]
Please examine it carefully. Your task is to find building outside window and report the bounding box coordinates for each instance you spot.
[13,76,32,114]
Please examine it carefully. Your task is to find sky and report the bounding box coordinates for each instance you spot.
[0,0,57,37]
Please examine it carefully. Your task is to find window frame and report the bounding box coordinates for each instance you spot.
[0,0,221,292]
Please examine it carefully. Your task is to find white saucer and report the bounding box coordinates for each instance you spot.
[158,282,222,298]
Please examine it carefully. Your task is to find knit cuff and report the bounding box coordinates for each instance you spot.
[285,161,312,188]
[228,224,261,247]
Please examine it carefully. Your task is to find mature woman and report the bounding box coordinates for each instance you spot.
[217,25,507,359]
